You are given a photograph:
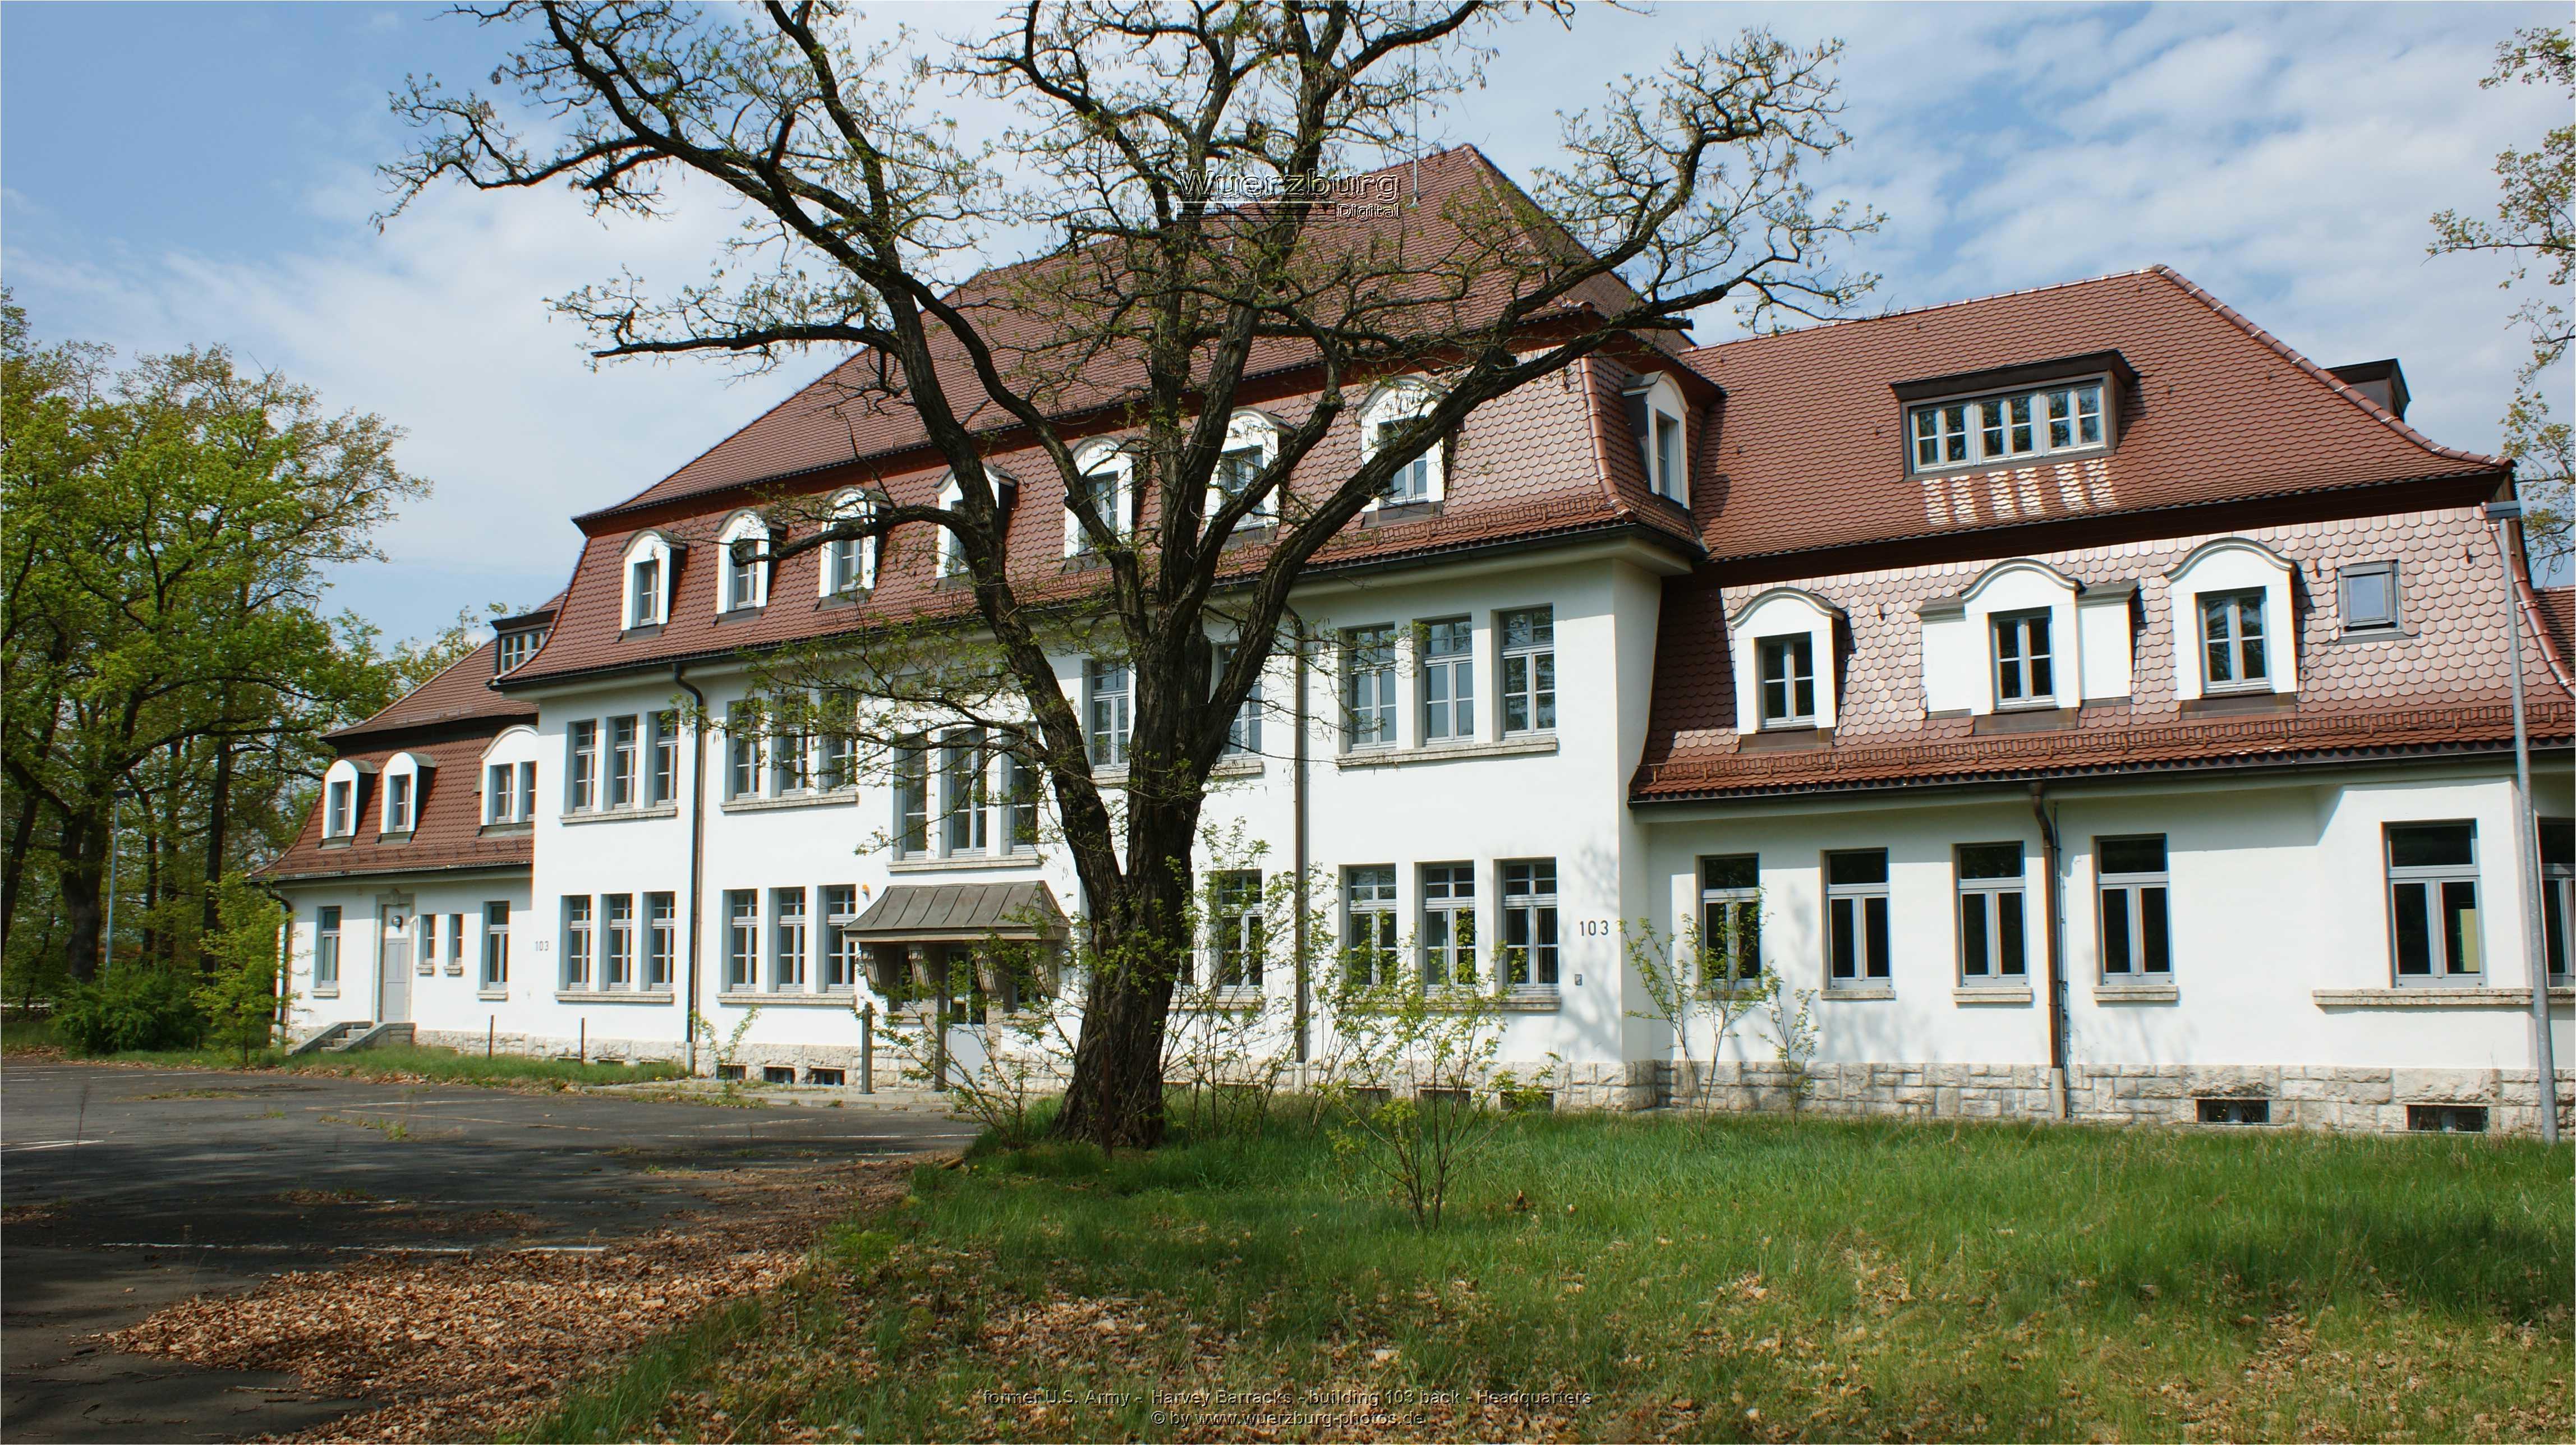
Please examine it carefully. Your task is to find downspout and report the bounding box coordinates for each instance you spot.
[2029,781,2072,1120]
[1286,605,1312,1064]
[673,661,710,1076]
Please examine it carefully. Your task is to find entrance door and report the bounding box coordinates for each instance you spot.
[378,904,413,1023]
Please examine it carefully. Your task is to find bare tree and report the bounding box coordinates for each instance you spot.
[388,0,1875,1147]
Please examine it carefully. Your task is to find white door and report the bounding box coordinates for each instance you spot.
[378,905,413,1024]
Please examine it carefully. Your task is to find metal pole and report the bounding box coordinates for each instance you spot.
[2487,501,2557,1142]
[100,791,123,973]
[861,1002,875,1093]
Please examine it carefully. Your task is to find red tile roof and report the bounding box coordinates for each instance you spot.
[328,640,536,742]
[256,733,531,884]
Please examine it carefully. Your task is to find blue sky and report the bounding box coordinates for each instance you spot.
[4,2,2565,643]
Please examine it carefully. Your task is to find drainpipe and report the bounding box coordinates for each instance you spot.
[1286,605,1312,1065]
[673,661,710,1075]
[2486,501,2558,1143]
[2029,781,2072,1120]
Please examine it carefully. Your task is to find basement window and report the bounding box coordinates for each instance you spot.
[762,1065,797,1085]
[806,1066,846,1087]
[2407,1104,2488,1134]
[2196,1098,2271,1126]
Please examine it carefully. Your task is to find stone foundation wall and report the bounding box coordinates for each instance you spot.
[1666,1060,2576,1136]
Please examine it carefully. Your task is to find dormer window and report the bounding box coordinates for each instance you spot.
[2198,591,2269,692]
[1065,445,1132,558]
[326,779,353,837]
[1909,379,2106,472]
[496,627,546,672]
[620,532,673,631]
[384,772,414,833]
[2165,538,2299,702]
[1756,636,1815,726]
[820,490,877,596]
[717,513,769,612]
[1627,372,1690,503]
[1729,588,1842,734]
[938,478,969,577]
[1211,411,1280,524]
[1359,377,1443,505]
[1991,611,2055,707]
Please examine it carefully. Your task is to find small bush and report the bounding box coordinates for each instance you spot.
[54,968,208,1055]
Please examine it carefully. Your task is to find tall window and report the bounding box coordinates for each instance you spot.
[816,693,854,790]
[2340,562,2399,633]
[1066,456,1128,556]
[1499,608,1556,735]
[447,912,465,971]
[1653,411,1685,500]
[1372,419,1432,503]
[893,738,930,858]
[384,774,413,832]
[2388,822,2480,983]
[1993,612,2053,706]
[1422,863,1476,987]
[1420,619,1474,742]
[421,913,441,972]
[1209,871,1263,990]
[1342,625,1396,748]
[1824,849,1891,986]
[608,716,639,808]
[327,780,353,837]
[1908,379,2105,471]
[724,890,758,991]
[567,721,600,812]
[1699,855,1760,984]
[1956,843,2027,986]
[1086,661,1131,767]
[2200,591,2269,691]
[1757,636,1815,726]
[628,555,660,627]
[517,760,536,818]
[2542,820,2572,984]
[645,892,676,990]
[724,533,763,611]
[563,895,594,990]
[769,719,809,795]
[602,893,635,988]
[2097,835,2171,978]
[1215,644,1263,757]
[1499,859,1559,990]
[726,705,759,799]
[771,887,808,991]
[481,901,509,988]
[821,885,861,992]
[943,730,989,854]
[315,906,342,988]
[1003,752,1040,850]
[1345,866,1399,986]
[650,711,679,804]
[485,763,517,825]
[825,530,869,595]
[1215,442,1265,508]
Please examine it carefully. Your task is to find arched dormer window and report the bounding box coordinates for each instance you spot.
[321,757,378,840]
[1728,588,1844,733]
[2166,538,2299,701]
[820,490,878,597]
[480,725,541,827]
[1210,411,1281,525]
[717,512,770,613]
[622,531,674,631]
[1358,376,1445,506]
[1625,372,1690,504]
[1066,442,1134,558]
[378,751,435,835]
[937,478,969,577]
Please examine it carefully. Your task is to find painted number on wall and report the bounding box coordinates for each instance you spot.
[1576,919,1614,937]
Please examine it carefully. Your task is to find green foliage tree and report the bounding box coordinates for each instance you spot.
[2430,25,2573,573]
[194,875,293,1065]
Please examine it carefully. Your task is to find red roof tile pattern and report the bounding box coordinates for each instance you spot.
[329,640,535,742]
[256,733,532,883]
[1678,266,2501,563]
[1635,505,2576,801]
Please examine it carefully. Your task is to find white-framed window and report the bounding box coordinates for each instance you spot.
[1419,618,1474,742]
[936,477,968,578]
[1498,607,1555,736]
[718,512,769,612]
[2388,822,2481,984]
[383,771,415,834]
[1342,625,1396,749]
[622,531,672,629]
[496,627,545,672]
[1359,377,1443,505]
[1085,661,1131,767]
[649,711,679,804]
[723,890,758,991]
[2339,562,2400,634]
[315,905,342,987]
[2198,590,2270,692]
[484,763,516,825]
[893,736,930,858]
[602,893,634,988]
[942,729,990,854]
[566,721,599,812]
[1421,862,1476,988]
[2097,835,2170,978]
[418,913,441,977]
[1955,842,2027,986]
[608,715,639,808]
[447,912,465,972]
[724,703,760,799]
[2542,819,2572,984]
[645,892,676,990]
[1992,610,2055,708]
[1344,865,1399,986]
[1215,643,1263,758]
[769,715,811,795]
[821,885,861,992]
[1756,634,1815,727]
[1212,411,1280,523]
[1003,752,1041,852]
[562,895,594,990]
[1066,444,1133,558]
[1631,372,1690,502]
[821,490,878,596]
[771,887,808,992]
[1499,859,1558,990]
[1208,869,1263,990]
[1825,849,1891,987]
[1908,378,2106,473]
[481,901,510,988]
[324,772,357,839]
[1699,854,1760,984]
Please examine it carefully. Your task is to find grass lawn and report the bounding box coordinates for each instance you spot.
[2,1015,685,1089]
[525,1109,2572,1443]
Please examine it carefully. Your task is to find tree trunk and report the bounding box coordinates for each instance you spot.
[1,787,45,952]
[1051,790,1203,1150]
[201,730,234,961]
[57,807,106,982]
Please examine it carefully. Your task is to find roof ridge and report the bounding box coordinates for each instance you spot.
[332,638,509,739]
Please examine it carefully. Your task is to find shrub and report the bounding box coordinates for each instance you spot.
[54,967,208,1055]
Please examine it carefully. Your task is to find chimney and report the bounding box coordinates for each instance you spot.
[2328,358,2410,422]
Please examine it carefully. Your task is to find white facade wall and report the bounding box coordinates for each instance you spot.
[280,870,531,1044]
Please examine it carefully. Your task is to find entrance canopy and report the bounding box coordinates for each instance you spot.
[845,881,1069,944]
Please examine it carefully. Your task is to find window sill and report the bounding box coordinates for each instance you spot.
[712,605,767,624]
[554,990,676,1005]
[2313,986,2574,1009]
[1177,987,1268,1013]
[477,988,508,1001]
[311,987,341,998]
[319,837,353,850]
[1972,707,2077,736]
[889,852,1043,874]
[619,622,665,640]
[720,789,859,815]
[376,830,416,844]
[416,962,436,976]
[1823,984,1895,1001]
[1498,988,1562,1013]
[1954,986,2033,1005]
[2326,626,2414,646]
[1336,735,1558,770]
[480,821,534,837]
[1740,726,1832,753]
[562,804,680,826]
[716,991,861,1008]
[444,964,466,976]
[1359,499,1442,526]
[2181,690,2294,718]
[2094,982,2178,1004]
[1211,755,1264,779]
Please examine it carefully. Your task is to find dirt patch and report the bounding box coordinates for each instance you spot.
[105,1156,927,1444]
[2,1202,62,1227]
